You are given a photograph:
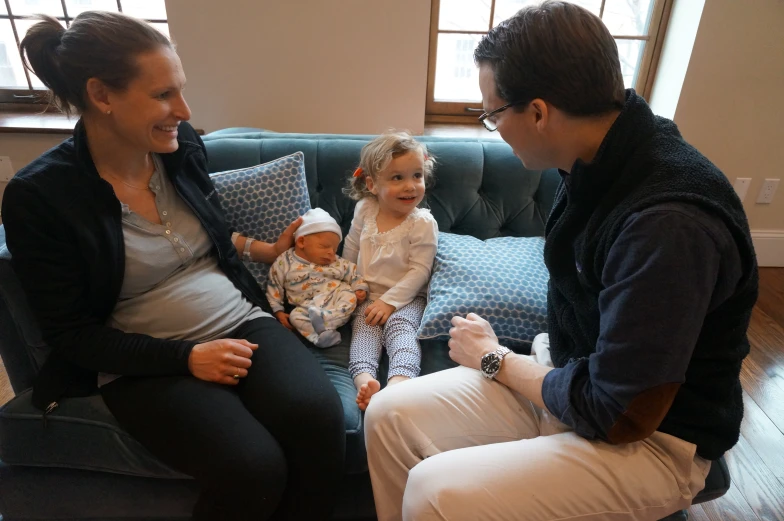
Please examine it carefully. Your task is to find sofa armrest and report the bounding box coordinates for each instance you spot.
[0,225,46,393]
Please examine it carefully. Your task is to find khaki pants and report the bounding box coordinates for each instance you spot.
[364,334,711,521]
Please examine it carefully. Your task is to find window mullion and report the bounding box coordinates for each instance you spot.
[60,0,70,27]
[6,0,34,91]
[488,0,496,31]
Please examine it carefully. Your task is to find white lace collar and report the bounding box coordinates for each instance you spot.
[362,198,431,246]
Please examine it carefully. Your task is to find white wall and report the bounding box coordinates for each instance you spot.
[165,0,431,135]
[668,0,784,233]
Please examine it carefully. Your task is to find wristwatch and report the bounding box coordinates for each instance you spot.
[480,346,511,380]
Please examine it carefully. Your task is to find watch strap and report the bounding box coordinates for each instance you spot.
[242,237,255,262]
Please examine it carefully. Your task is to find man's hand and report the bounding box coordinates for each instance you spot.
[274,216,304,257]
[355,289,367,304]
[188,338,258,385]
[275,311,293,330]
[448,313,500,370]
[364,299,395,326]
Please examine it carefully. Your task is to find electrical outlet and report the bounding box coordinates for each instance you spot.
[733,178,752,201]
[0,156,14,183]
[756,178,780,204]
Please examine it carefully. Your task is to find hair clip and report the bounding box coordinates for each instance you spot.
[353,167,364,178]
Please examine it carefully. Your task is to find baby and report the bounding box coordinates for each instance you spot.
[267,208,368,347]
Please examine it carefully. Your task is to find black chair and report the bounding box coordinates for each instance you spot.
[659,456,731,520]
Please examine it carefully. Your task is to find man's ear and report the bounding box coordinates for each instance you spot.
[530,98,549,131]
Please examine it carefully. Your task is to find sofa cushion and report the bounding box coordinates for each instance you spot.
[0,233,48,391]
[419,233,549,351]
[0,389,189,479]
[209,152,311,290]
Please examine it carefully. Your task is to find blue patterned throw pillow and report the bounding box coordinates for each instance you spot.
[418,233,549,350]
[210,152,311,289]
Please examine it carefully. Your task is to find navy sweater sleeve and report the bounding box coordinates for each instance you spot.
[541,203,742,442]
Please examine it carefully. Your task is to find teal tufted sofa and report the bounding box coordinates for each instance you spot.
[0,130,727,520]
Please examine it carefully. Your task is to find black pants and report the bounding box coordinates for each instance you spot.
[101,317,345,521]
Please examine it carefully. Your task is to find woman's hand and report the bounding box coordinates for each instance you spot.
[364,299,395,326]
[188,338,258,385]
[448,313,500,370]
[274,216,304,257]
[275,311,294,330]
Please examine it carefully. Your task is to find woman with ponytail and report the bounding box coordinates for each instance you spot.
[3,11,344,521]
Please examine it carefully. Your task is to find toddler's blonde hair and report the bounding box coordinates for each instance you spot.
[344,130,436,201]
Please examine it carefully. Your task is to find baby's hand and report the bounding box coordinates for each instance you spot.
[365,299,395,326]
[355,290,367,304]
[274,311,293,330]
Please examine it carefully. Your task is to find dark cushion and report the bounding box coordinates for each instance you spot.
[0,461,376,521]
[0,389,188,479]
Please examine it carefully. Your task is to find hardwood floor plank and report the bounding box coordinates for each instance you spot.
[756,268,784,327]
[0,357,14,407]
[747,306,784,372]
[696,478,761,521]
[687,504,712,521]
[740,354,784,434]
[740,391,784,479]
[724,433,784,521]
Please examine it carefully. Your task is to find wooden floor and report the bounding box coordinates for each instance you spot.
[691,267,784,521]
[0,269,782,520]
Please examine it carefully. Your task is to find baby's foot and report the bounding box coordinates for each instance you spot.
[314,329,341,348]
[356,379,381,411]
[308,306,326,334]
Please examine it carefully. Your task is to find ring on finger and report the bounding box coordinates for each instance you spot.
[233,369,240,380]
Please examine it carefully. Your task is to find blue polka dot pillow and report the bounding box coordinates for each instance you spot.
[418,233,549,350]
[210,152,311,289]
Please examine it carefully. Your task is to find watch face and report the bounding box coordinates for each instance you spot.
[481,353,501,376]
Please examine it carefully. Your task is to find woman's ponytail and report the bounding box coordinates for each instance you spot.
[20,16,73,114]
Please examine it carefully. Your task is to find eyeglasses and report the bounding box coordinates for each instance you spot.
[478,101,527,131]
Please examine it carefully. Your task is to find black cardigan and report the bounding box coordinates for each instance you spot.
[2,121,269,411]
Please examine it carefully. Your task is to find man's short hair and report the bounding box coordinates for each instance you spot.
[474,0,626,116]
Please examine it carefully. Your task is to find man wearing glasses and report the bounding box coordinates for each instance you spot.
[364,1,758,521]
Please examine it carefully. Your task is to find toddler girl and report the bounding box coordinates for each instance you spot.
[342,131,438,411]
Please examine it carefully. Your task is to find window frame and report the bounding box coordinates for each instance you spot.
[0,0,167,105]
[425,0,674,122]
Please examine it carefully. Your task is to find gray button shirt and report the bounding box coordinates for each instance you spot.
[107,156,267,344]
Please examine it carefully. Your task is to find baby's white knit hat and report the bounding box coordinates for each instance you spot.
[294,208,343,241]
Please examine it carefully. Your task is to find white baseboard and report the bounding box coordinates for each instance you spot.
[752,230,784,267]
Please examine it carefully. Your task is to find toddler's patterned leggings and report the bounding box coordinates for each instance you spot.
[348,297,426,381]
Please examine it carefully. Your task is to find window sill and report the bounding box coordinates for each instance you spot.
[0,108,207,136]
[423,122,503,140]
[0,107,76,135]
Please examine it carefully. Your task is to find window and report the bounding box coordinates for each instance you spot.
[0,0,168,103]
[426,0,673,120]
